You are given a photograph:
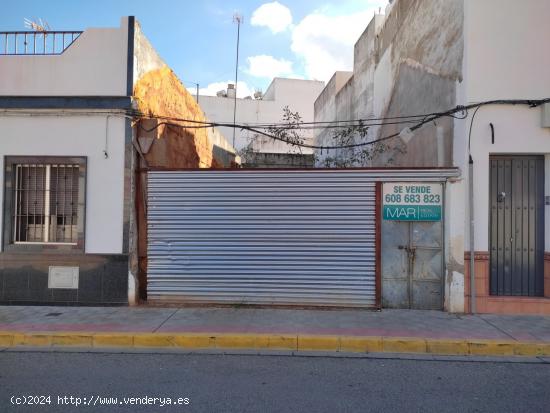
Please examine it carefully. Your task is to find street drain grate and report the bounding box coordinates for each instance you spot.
[45,312,63,317]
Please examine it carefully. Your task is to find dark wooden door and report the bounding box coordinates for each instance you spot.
[489,155,545,296]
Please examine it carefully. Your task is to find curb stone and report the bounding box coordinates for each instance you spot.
[0,331,549,357]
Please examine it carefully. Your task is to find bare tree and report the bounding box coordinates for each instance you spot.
[243,106,406,167]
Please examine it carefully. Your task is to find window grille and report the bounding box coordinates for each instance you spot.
[12,164,79,244]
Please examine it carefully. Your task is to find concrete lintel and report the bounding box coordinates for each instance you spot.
[0,96,132,110]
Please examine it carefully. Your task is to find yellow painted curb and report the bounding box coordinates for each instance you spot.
[339,336,383,353]
[468,340,516,356]
[51,334,93,347]
[133,334,176,348]
[13,333,52,347]
[383,337,427,353]
[0,333,14,346]
[172,334,216,349]
[426,339,469,355]
[93,334,134,347]
[263,335,298,351]
[0,331,549,357]
[511,342,547,357]
[215,334,259,349]
[298,335,340,351]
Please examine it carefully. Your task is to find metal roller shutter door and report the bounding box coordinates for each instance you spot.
[147,170,377,307]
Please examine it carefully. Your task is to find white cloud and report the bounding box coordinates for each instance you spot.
[198,81,255,99]
[250,2,293,34]
[291,2,387,81]
[246,55,293,79]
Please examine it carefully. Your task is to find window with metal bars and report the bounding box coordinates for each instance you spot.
[12,163,80,244]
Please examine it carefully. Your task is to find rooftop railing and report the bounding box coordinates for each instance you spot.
[0,31,82,55]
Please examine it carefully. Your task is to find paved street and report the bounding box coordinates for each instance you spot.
[1,351,549,413]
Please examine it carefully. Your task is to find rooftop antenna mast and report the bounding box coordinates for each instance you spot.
[232,13,243,149]
[23,18,51,53]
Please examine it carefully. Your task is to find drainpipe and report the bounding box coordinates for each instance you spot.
[469,155,476,314]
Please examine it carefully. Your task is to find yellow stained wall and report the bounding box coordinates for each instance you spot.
[134,66,229,168]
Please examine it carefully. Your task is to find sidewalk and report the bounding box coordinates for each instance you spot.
[1,306,549,357]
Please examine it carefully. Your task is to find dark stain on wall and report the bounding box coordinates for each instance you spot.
[0,254,128,305]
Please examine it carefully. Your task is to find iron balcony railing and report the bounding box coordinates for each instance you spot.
[0,31,82,55]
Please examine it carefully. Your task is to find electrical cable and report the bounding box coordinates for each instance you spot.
[468,106,482,160]
[2,98,548,150]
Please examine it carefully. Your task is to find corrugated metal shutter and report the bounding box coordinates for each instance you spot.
[147,170,378,307]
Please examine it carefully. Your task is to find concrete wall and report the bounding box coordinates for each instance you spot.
[314,1,463,168]
[198,95,280,152]
[314,0,465,311]
[199,78,325,154]
[0,18,129,96]
[242,153,314,169]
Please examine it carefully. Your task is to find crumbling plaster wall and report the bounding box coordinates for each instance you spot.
[314,0,463,167]
[352,15,385,121]
[133,22,236,168]
[372,0,463,168]
[374,0,465,312]
[313,0,465,312]
[375,0,465,312]
[314,71,353,165]
[134,67,222,168]
[131,22,237,301]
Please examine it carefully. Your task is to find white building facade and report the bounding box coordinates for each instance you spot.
[199,78,325,164]
[0,18,134,305]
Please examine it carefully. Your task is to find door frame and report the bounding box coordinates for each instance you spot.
[488,154,545,297]
[380,181,446,310]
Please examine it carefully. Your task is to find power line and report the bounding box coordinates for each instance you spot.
[134,98,550,150]
[2,98,548,150]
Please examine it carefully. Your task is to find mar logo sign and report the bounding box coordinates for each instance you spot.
[382,183,442,222]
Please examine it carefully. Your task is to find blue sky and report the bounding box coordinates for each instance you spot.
[1,0,388,96]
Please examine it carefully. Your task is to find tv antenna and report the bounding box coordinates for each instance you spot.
[232,13,243,149]
[24,18,51,32]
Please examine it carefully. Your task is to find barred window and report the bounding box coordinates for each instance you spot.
[12,163,80,244]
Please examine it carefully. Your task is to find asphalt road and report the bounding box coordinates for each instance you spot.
[0,351,549,413]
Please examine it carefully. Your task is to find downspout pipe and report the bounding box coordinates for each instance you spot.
[469,154,476,314]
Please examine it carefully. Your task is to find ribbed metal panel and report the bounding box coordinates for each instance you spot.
[147,170,376,307]
[147,169,457,307]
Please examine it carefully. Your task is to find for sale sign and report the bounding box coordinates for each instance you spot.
[382,183,442,221]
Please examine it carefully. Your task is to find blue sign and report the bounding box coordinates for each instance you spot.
[382,183,442,222]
